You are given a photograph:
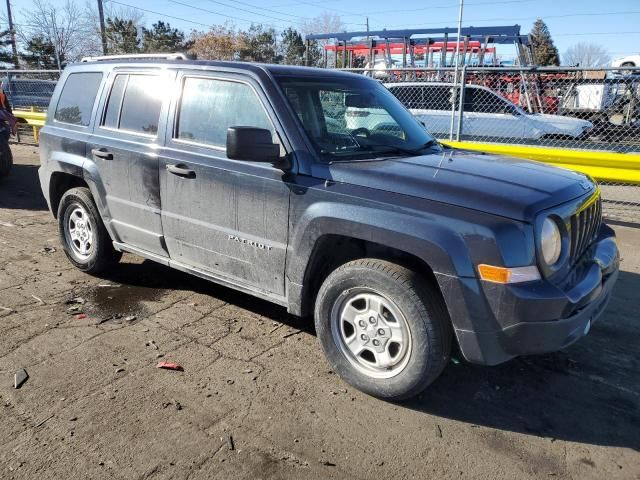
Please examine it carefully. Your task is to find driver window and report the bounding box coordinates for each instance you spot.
[177,77,274,147]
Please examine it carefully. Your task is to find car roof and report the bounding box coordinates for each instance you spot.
[69,58,368,81]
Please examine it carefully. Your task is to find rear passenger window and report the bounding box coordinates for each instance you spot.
[176,77,273,148]
[54,72,102,126]
[103,75,127,129]
[102,74,165,135]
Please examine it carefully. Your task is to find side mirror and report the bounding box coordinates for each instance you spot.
[226,127,280,163]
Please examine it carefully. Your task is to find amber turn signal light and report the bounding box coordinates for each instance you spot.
[477,264,541,284]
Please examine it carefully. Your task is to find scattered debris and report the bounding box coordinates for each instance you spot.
[451,357,460,365]
[321,461,336,467]
[98,284,120,288]
[269,324,283,334]
[226,434,235,451]
[435,424,443,438]
[34,414,54,428]
[40,246,56,254]
[67,305,82,314]
[146,340,159,350]
[14,369,29,389]
[69,417,78,422]
[162,400,183,410]
[242,369,253,374]
[282,330,303,339]
[0,305,13,313]
[65,297,86,305]
[55,272,62,277]
[226,379,235,385]
[31,295,45,305]
[115,368,125,373]
[156,361,183,372]
[124,315,137,322]
[75,313,87,320]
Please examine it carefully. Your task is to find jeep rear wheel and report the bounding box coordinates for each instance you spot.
[314,259,452,400]
[57,187,121,273]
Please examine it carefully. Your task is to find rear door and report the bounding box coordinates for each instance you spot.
[89,70,174,257]
[159,71,290,297]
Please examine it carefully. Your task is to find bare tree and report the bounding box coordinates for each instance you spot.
[300,12,344,37]
[563,42,611,68]
[17,0,96,67]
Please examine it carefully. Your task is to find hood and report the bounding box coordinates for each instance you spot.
[323,149,594,221]
[530,113,593,133]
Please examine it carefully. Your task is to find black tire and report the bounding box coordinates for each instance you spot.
[314,258,452,401]
[0,138,12,178]
[57,187,122,273]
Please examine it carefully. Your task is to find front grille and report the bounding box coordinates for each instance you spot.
[569,193,602,262]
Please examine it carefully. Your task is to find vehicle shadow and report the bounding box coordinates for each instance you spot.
[92,259,313,334]
[405,269,640,451]
[95,258,640,450]
[0,163,48,211]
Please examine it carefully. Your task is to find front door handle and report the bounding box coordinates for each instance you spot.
[167,164,196,179]
[91,148,113,160]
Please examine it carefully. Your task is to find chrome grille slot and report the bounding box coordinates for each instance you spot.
[570,194,602,263]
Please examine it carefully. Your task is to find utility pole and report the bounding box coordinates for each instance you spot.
[97,0,108,55]
[5,0,19,68]
[449,0,464,140]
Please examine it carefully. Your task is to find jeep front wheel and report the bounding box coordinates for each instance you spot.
[314,259,452,401]
[57,187,121,273]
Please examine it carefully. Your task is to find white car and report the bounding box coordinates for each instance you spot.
[612,55,640,69]
[363,58,403,80]
[345,82,593,140]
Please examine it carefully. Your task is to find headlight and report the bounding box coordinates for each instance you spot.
[541,217,562,265]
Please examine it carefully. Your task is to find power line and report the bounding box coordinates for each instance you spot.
[107,0,211,27]
[384,10,640,28]
[203,0,309,21]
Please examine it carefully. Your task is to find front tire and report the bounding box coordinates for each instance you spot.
[314,259,452,401]
[57,187,121,273]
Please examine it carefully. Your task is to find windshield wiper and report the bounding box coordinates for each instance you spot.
[361,140,441,157]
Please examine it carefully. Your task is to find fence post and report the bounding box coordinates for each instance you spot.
[456,66,467,141]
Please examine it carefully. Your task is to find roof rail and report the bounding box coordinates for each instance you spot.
[80,53,188,62]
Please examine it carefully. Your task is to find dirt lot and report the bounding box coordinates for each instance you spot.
[0,143,638,480]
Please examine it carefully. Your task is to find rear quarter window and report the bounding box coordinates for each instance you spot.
[54,72,103,126]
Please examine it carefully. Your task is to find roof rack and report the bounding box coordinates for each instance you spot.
[80,53,188,62]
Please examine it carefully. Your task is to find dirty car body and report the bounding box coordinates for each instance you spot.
[38,58,619,399]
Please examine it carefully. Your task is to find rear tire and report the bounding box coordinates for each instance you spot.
[57,187,121,273]
[314,258,452,401]
[0,138,12,178]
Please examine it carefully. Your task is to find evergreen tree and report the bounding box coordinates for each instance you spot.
[142,21,190,53]
[0,30,16,67]
[19,36,61,69]
[238,24,280,63]
[280,27,305,65]
[105,18,140,54]
[529,19,560,66]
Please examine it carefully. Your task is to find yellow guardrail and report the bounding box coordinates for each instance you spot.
[13,107,47,143]
[441,141,640,185]
[9,108,640,185]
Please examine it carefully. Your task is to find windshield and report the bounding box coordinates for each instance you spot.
[276,75,438,161]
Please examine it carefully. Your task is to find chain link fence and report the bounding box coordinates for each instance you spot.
[1,66,638,224]
[342,66,640,224]
[1,70,61,142]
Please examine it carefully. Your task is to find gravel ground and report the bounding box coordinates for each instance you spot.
[0,143,638,480]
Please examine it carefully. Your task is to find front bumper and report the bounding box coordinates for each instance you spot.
[440,225,620,366]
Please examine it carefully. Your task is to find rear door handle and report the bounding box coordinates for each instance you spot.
[91,148,113,160]
[167,164,196,179]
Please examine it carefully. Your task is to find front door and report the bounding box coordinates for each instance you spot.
[89,70,174,256]
[159,72,290,296]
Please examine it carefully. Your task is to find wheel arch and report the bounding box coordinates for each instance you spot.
[285,208,472,317]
